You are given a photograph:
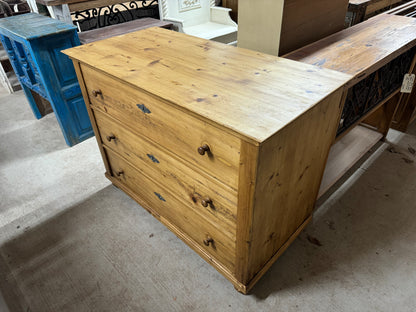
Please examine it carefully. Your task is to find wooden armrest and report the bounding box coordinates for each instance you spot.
[162,17,184,32]
[211,6,237,26]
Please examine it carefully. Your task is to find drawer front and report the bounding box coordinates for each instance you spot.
[105,149,236,271]
[81,64,240,189]
[94,109,237,233]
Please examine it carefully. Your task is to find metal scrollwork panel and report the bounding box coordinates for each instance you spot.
[72,0,159,31]
[337,47,416,136]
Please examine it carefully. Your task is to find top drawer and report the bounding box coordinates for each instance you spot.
[81,64,240,189]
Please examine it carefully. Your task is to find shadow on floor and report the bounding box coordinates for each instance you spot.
[0,127,415,311]
[251,130,416,299]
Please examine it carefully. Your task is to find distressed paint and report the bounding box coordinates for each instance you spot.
[0,13,93,146]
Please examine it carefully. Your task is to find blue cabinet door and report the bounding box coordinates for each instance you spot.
[0,14,93,146]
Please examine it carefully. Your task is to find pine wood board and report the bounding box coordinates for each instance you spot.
[93,108,238,231]
[285,14,416,87]
[318,125,383,198]
[80,63,241,189]
[105,149,237,271]
[63,27,351,143]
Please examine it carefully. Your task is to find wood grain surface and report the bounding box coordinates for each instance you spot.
[105,148,237,271]
[64,27,351,143]
[80,64,241,189]
[66,30,352,293]
[94,109,238,232]
[285,14,416,87]
[239,89,345,284]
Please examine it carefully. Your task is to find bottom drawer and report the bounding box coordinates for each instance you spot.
[105,149,236,271]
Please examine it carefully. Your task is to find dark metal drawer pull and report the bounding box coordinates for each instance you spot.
[106,134,116,142]
[137,103,151,114]
[115,170,124,177]
[203,237,214,246]
[147,154,160,163]
[92,89,102,97]
[201,197,213,208]
[198,144,210,155]
[154,192,166,202]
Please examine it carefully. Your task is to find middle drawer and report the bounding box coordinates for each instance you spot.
[94,108,238,232]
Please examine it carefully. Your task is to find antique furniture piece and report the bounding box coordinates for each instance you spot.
[33,0,160,31]
[386,3,416,131]
[0,40,20,92]
[0,13,93,146]
[386,0,416,15]
[346,0,372,26]
[221,0,237,22]
[0,1,30,93]
[237,0,349,56]
[285,14,416,196]
[347,0,405,26]
[64,27,351,293]
[158,0,237,44]
[77,18,172,44]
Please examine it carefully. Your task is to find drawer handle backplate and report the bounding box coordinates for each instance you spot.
[137,103,151,114]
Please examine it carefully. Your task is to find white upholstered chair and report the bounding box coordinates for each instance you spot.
[158,0,237,44]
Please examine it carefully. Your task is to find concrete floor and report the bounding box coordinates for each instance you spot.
[0,85,416,312]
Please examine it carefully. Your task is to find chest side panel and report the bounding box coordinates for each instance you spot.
[241,88,345,286]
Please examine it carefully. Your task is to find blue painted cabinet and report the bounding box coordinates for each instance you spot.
[0,13,93,146]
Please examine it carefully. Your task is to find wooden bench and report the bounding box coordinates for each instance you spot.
[32,0,172,44]
[285,14,416,197]
[386,0,416,15]
[0,1,30,93]
[30,0,173,44]
[347,0,406,26]
[34,0,161,30]
[78,18,172,44]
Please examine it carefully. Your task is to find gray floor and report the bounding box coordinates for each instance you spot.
[1,85,416,312]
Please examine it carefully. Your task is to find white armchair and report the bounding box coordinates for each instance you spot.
[159,0,237,44]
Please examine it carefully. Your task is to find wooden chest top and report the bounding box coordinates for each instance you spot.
[64,27,351,143]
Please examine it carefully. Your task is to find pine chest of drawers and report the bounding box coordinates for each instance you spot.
[64,27,351,293]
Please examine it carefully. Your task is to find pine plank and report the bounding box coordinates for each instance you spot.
[64,27,351,143]
[318,125,383,198]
